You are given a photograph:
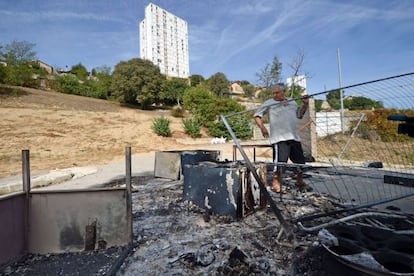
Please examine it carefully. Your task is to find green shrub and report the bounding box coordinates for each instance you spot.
[208,115,252,140]
[4,65,37,88]
[152,116,171,137]
[182,86,215,112]
[182,118,201,138]
[356,109,414,142]
[53,74,83,95]
[231,115,253,139]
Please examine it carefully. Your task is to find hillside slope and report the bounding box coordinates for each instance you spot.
[0,87,212,178]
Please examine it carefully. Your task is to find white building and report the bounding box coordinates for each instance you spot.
[286,75,307,94]
[139,3,190,78]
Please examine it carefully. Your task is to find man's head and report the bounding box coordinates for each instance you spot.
[272,83,286,101]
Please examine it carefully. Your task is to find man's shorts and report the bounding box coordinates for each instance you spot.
[272,140,305,170]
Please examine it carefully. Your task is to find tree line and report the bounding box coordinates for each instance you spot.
[1,40,393,139]
[0,40,258,139]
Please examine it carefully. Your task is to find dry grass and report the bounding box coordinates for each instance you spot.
[0,86,225,178]
[316,133,414,168]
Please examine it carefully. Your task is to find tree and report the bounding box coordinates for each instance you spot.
[189,74,205,87]
[239,80,250,86]
[286,49,310,98]
[326,89,341,110]
[161,78,189,106]
[0,65,6,84]
[110,58,165,108]
[89,65,112,99]
[0,40,37,65]
[345,96,383,110]
[71,63,89,81]
[3,64,37,87]
[256,56,282,88]
[206,72,229,97]
[257,50,310,100]
[286,84,306,103]
[0,40,38,87]
[258,87,273,102]
[182,86,215,113]
[314,99,323,112]
[241,83,255,98]
[93,65,111,75]
[286,49,310,82]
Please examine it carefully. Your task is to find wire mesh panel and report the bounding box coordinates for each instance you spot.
[224,72,414,222]
[309,73,414,208]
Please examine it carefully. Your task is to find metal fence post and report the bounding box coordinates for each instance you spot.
[22,149,31,253]
[125,146,133,243]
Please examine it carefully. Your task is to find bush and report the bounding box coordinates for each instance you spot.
[208,115,252,140]
[182,86,215,112]
[52,74,83,95]
[183,87,251,139]
[152,117,171,137]
[0,66,7,84]
[4,65,37,88]
[182,118,201,138]
[230,115,253,139]
[83,79,111,99]
[357,109,414,142]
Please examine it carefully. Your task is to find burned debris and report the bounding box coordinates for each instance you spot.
[1,148,414,275]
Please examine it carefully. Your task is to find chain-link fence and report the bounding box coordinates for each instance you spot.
[224,72,414,226]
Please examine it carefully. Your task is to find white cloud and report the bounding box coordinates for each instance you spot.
[0,9,129,25]
[230,1,274,15]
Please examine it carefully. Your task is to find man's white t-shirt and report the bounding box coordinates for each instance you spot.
[254,98,301,144]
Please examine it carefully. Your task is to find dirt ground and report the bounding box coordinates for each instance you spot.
[0,86,230,179]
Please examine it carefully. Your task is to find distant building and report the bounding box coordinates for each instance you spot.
[37,60,54,74]
[230,82,244,96]
[320,100,332,111]
[139,2,190,78]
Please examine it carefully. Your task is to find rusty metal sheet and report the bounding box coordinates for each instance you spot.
[28,189,129,254]
[154,150,220,180]
[154,151,182,180]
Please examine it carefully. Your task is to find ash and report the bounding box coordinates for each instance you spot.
[0,246,126,275]
[1,176,406,275]
[117,178,336,275]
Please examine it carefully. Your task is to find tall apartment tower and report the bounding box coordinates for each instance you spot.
[139,3,190,78]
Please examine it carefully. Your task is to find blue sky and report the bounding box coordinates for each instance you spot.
[1,0,413,94]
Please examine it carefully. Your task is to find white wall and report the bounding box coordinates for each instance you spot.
[315,112,342,137]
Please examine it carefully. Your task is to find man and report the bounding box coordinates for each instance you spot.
[254,83,310,193]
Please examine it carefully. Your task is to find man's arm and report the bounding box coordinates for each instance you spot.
[296,96,309,119]
[254,116,269,138]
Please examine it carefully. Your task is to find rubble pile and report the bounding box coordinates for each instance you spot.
[118,177,345,275]
[1,176,413,275]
